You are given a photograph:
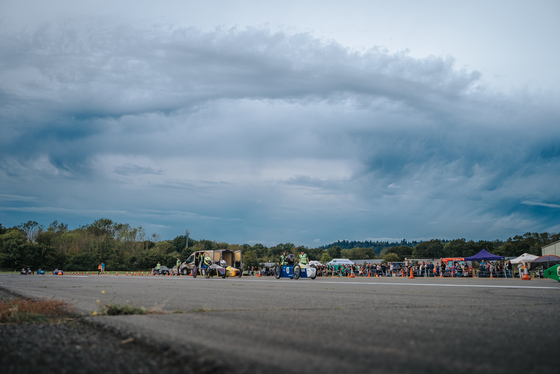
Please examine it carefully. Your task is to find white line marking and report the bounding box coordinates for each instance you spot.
[43,275,560,290]
[227,278,560,290]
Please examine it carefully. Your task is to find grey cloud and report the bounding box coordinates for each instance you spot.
[522,201,560,209]
[113,163,164,176]
[0,194,38,202]
[0,20,559,243]
[0,23,481,120]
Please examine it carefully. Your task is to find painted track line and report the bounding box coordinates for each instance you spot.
[229,278,560,290]
[44,275,560,290]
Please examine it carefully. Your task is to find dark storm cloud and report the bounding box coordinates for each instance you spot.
[0,21,558,242]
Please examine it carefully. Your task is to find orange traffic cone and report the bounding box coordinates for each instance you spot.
[408,269,415,279]
[349,272,355,278]
[257,272,262,277]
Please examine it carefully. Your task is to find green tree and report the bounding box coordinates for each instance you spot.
[383,253,400,263]
[386,245,413,261]
[341,247,376,260]
[327,246,341,259]
[320,252,332,263]
[18,221,44,243]
[243,250,259,268]
[412,239,443,258]
[305,247,324,261]
[0,229,26,269]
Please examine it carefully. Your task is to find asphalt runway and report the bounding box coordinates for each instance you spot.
[2,274,560,374]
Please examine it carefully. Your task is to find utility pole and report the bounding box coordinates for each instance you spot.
[185,230,190,249]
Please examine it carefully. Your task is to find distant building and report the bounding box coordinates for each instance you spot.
[542,240,560,256]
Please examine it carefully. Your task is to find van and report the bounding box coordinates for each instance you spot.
[326,258,354,270]
[178,249,243,276]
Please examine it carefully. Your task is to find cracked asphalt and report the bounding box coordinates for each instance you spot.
[2,273,560,373]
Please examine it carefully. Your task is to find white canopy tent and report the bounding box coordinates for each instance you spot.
[326,258,354,266]
[510,253,539,264]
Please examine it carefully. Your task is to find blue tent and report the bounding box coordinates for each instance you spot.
[464,249,504,261]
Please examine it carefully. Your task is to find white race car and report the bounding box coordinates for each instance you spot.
[275,263,316,280]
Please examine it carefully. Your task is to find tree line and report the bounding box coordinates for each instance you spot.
[0,219,558,271]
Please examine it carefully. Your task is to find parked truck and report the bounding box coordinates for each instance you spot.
[178,249,243,277]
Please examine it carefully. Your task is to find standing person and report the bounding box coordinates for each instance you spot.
[299,250,308,265]
[156,261,161,275]
[517,262,525,279]
[101,262,105,274]
[176,257,181,276]
[98,263,101,275]
[505,260,512,278]
[280,251,287,266]
[197,252,204,267]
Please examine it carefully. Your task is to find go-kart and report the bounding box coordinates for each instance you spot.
[53,269,64,275]
[274,255,316,280]
[204,263,227,278]
[152,265,172,275]
[225,265,242,278]
[37,269,45,275]
[198,262,243,279]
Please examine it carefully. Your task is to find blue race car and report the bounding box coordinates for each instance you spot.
[274,254,316,280]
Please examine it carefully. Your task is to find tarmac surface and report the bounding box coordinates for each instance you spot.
[2,273,560,373]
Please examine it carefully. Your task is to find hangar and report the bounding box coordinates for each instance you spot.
[542,240,560,256]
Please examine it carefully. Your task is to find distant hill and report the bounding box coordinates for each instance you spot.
[319,239,424,255]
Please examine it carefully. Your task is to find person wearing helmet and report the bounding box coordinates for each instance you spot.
[204,256,212,267]
[299,250,308,265]
[220,260,227,267]
[201,255,212,276]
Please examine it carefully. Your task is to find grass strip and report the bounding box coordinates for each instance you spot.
[0,297,77,324]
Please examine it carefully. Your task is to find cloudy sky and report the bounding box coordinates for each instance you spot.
[1,0,559,246]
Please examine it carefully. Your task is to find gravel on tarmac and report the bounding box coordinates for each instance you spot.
[0,287,228,374]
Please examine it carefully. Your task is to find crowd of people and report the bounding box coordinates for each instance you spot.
[254,255,537,279]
